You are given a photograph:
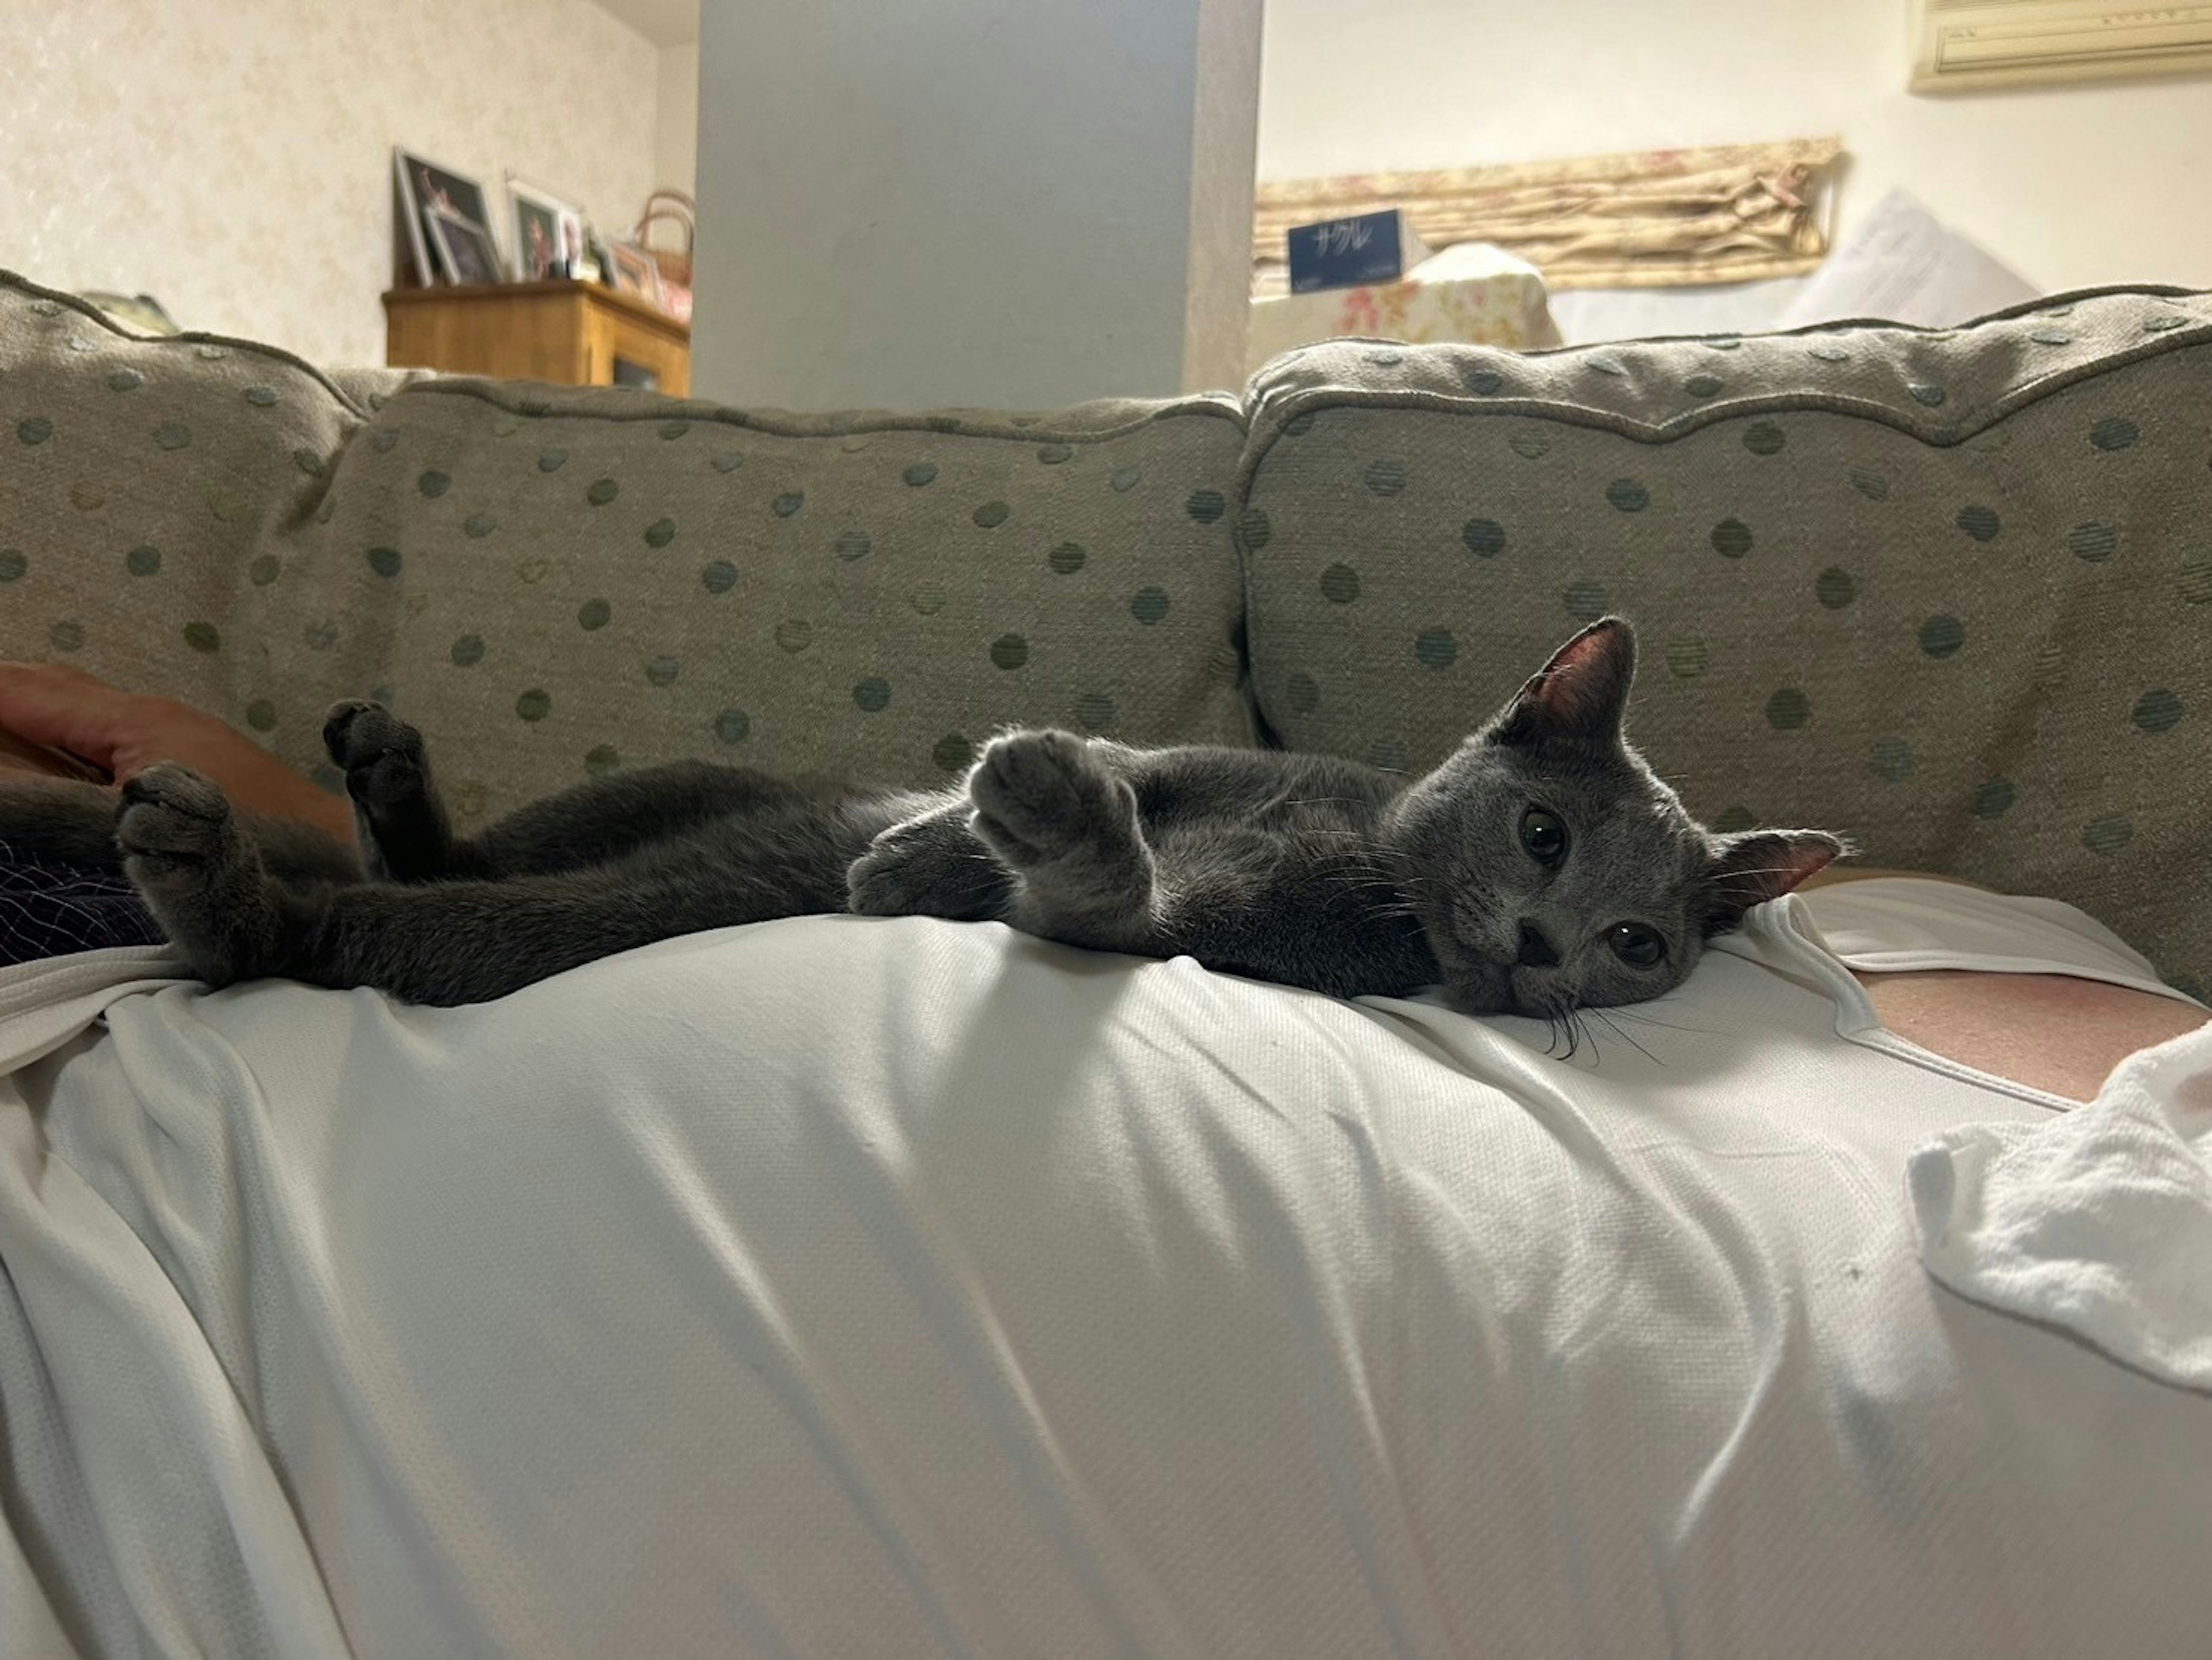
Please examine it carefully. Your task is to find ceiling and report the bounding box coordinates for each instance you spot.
[592,0,698,47]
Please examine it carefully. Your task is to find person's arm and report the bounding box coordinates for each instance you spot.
[0,663,353,844]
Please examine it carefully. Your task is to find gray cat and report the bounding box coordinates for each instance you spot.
[15,617,1840,1011]
[852,616,1840,1020]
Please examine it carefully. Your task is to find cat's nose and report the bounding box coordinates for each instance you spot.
[1516,922,1559,969]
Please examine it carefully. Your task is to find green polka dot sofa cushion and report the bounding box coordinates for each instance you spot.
[1239,290,2212,994]
[0,270,1254,823]
[0,271,415,721]
[267,379,1250,816]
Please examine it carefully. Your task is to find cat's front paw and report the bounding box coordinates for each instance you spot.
[323,699,427,810]
[848,815,1009,920]
[968,731,1134,870]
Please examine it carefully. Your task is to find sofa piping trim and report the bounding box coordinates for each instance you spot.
[0,269,382,421]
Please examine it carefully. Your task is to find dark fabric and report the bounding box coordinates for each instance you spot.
[0,863,160,966]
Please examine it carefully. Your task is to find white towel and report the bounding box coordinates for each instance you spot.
[1910,1023,2212,1393]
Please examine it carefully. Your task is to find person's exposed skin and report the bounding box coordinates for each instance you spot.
[0,661,352,842]
[1800,866,2205,1101]
[0,663,2199,1096]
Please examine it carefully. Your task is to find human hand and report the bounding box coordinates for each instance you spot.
[0,661,354,842]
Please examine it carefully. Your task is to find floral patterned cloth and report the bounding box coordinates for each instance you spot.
[1246,243,1560,376]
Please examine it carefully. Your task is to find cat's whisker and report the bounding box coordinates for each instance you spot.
[1589,1007,1661,1066]
[1539,995,1588,1061]
[1603,1007,1711,1037]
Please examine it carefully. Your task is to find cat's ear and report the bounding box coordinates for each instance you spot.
[1491,617,1637,748]
[1695,829,1847,936]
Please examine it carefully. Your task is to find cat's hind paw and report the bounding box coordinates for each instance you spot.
[323,699,427,810]
[116,764,275,985]
[115,763,233,882]
[968,731,1134,870]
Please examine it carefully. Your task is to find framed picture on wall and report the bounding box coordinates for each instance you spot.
[393,148,498,286]
[507,176,587,282]
[427,205,506,285]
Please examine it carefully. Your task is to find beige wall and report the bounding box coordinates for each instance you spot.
[1258,0,2212,292]
[2,0,662,366]
[656,43,700,199]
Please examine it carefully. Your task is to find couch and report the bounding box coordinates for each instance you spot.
[1,269,2208,1656]
[3,271,2202,990]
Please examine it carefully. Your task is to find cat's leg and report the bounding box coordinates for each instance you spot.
[964,732,1157,951]
[472,761,818,878]
[325,700,814,882]
[323,699,459,882]
[116,765,306,985]
[119,762,839,1004]
[1142,829,1440,999]
[1,772,356,888]
[268,872,749,1005]
[248,818,362,886]
[846,799,1013,921]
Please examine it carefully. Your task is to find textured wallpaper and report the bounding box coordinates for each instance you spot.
[1,0,664,367]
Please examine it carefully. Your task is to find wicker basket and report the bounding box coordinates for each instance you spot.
[633,190,695,288]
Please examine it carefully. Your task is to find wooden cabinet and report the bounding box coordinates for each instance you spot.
[382,281,691,396]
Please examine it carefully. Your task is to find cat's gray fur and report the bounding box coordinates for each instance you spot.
[2,618,1841,1009]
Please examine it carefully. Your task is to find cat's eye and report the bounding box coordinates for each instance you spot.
[1608,922,1666,967]
[1520,807,1569,866]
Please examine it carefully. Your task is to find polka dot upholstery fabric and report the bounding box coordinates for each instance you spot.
[0,273,411,727]
[0,271,1253,822]
[1240,290,2212,993]
[269,380,1251,815]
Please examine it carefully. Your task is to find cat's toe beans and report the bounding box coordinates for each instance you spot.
[321,699,377,759]
[349,750,423,809]
[116,770,241,913]
[323,699,423,772]
[971,733,1103,846]
[321,699,389,765]
[116,764,230,845]
[846,845,916,914]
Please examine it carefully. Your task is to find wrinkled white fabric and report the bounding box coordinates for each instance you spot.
[1911,1025,2212,1394]
[0,884,2207,1658]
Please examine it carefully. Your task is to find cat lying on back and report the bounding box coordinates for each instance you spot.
[12,617,1841,1009]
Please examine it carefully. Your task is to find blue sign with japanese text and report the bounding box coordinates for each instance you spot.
[1286,209,1425,293]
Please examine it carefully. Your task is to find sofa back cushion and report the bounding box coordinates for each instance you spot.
[0,272,410,739]
[264,380,1253,818]
[0,272,1256,826]
[1238,292,2212,993]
